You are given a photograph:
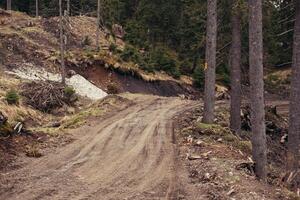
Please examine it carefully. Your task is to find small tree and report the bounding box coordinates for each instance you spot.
[59,0,66,84]
[7,0,11,11]
[35,0,39,17]
[96,0,101,50]
[5,90,19,105]
[67,0,70,16]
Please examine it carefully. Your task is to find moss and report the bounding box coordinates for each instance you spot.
[62,108,103,129]
[196,122,221,130]
[233,140,252,154]
[196,122,232,138]
[0,123,13,137]
[282,188,300,200]
[223,134,237,143]
[33,127,59,136]
[196,122,252,154]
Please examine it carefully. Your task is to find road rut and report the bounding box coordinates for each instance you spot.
[0,95,199,200]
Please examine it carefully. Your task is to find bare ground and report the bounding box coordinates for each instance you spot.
[0,95,202,200]
[0,94,293,200]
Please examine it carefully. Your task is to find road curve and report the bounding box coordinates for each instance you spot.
[0,95,199,200]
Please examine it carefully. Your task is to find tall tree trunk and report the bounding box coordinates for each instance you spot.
[7,0,11,11]
[248,0,267,180]
[59,0,66,84]
[287,0,300,180]
[96,0,101,50]
[35,0,39,17]
[67,0,70,16]
[230,1,242,134]
[203,0,217,124]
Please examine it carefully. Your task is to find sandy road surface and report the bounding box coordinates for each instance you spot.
[0,95,201,200]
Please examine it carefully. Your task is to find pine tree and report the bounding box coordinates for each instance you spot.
[203,0,217,124]
[248,0,267,180]
[229,0,242,134]
[287,0,300,185]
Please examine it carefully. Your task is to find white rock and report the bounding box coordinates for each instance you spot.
[6,67,108,100]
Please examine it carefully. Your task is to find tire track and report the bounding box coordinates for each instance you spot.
[0,95,199,200]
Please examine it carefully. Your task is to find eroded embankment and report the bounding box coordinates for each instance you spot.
[70,63,200,99]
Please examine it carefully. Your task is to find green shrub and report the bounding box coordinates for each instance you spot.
[82,35,92,47]
[109,43,117,53]
[221,73,230,87]
[193,66,205,89]
[120,45,141,62]
[217,64,230,87]
[138,52,155,73]
[149,48,181,78]
[268,74,280,82]
[120,45,181,78]
[5,90,20,105]
[107,82,120,94]
[124,20,148,47]
[85,50,95,59]
[64,86,76,99]
[180,60,193,75]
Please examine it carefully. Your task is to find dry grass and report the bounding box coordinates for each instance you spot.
[196,122,252,154]
[1,10,194,85]
[33,95,131,136]
[25,143,43,157]
[0,74,46,125]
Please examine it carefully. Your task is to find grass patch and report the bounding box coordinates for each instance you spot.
[31,107,103,135]
[61,107,103,129]
[196,123,222,130]
[196,122,252,154]
[5,89,20,105]
[0,75,46,132]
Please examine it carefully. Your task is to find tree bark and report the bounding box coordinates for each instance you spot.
[203,0,217,124]
[248,0,267,180]
[7,0,11,11]
[229,1,242,134]
[59,0,66,84]
[36,0,39,17]
[67,0,70,16]
[96,0,101,51]
[287,0,300,177]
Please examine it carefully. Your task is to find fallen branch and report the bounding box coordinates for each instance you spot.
[21,81,75,112]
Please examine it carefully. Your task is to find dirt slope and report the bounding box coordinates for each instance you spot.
[0,9,197,98]
[0,95,203,200]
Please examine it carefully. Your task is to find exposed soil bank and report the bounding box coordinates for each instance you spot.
[69,64,200,99]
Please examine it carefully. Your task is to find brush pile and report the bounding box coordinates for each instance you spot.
[21,81,76,112]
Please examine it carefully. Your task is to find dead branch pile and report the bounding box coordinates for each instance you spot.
[241,106,288,133]
[21,81,71,113]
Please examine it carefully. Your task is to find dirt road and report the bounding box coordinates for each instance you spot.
[0,95,201,200]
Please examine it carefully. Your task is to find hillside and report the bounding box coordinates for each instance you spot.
[0,9,197,98]
[0,9,200,186]
[0,5,299,200]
